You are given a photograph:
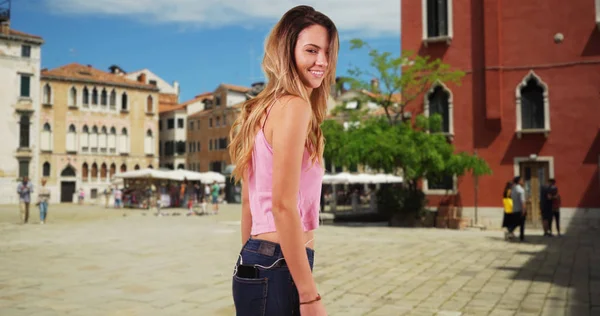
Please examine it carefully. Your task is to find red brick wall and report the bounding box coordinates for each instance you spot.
[402,0,600,209]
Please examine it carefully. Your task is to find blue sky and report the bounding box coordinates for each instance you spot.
[11,0,400,102]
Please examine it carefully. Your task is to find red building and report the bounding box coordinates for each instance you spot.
[402,0,600,228]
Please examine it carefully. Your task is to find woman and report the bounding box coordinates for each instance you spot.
[228,5,338,315]
[502,181,514,240]
[37,178,51,224]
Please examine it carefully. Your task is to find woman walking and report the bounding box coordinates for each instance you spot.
[37,178,51,224]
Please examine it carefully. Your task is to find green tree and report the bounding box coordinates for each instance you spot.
[341,39,465,126]
[323,39,492,221]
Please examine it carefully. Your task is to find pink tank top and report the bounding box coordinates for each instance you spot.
[247,106,324,236]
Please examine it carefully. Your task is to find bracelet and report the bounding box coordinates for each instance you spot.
[300,293,321,305]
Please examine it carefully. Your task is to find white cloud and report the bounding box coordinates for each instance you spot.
[43,0,400,38]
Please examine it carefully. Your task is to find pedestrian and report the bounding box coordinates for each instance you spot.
[227,5,337,315]
[114,187,122,208]
[36,178,51,224]
[17,176,34,224]
[211,181,220,215]
[548,179,561,236]
[78,188,85,205]
[509,176,527,241]
[501,181,515,240]
[540,179,554,237]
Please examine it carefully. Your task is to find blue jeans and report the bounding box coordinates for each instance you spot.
[39,202,48,221]
[232,239,314,316]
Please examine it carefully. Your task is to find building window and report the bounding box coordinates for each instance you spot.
[145,129,154,155]
[42,84,52,105]
[516,71,550,138]
[120,164,127,173]
[109,127,117,153]
[68,87,77,107]
[19,160,30,178]
[422,0,453,44]
[176,141,186,155]
[90,126,99,153]
[101,163,107,181]
[101,89,108,107]
[43,162,51,177]
[216,116,221,127]
[121,93,128,111]
[109,163,116,179]
[147,95,154,113]
[426,174,455,191]
[159,142,162,156]
[167,119,175,129]
[149,80,157,86]
[66,124,77,152]
[91,163,98,181]
[20,75,31,98]
[91,87,98,105]
[209,118,213,128]
[177,164,185,170]
[425,82,453,135]
[219,138,228,150]
[189,121,194,130]
[134,164,140,170]
[109,89,116,109]
[19,115,30,149]
[159,120,163,131]
[223,115,227,126]
[209,139,213,151]
[177,118,184,129]
[83,87,90,106]
[197,141,200,152]
[215,96,221,106]
[41,123,52,152]
[120,128,129,153]
[81,125,89,152]
[21,45,31,58]
[99,126,108,153]
[82,163,89,182]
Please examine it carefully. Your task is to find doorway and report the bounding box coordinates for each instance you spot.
[61,181,76,203]
[519,161,550,227]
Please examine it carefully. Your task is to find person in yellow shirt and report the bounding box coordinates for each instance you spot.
[502,181,514,240]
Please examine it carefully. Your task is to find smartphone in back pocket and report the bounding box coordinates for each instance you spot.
[236,264,259,279]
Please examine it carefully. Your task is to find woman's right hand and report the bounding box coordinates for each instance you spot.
[300,301,328,316]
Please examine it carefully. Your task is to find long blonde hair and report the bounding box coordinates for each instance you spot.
[229,5,339,183]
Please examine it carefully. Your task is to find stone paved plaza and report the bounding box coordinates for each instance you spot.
[0,204,599,316]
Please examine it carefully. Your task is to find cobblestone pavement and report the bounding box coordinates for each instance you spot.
[0,204,598,316]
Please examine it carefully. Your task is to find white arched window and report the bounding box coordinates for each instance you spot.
[99,126,108,153]
[90,126,98,153]
[81,125,89,152]
[144,129,154,155]
[119,128,129,153]
[424,81,453,136]
[41,123,52,151]
[66,124,77,152]
[68,86,77,107]
[108,127,117,154]
[42,83,52,105]
[516,71,550,138]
